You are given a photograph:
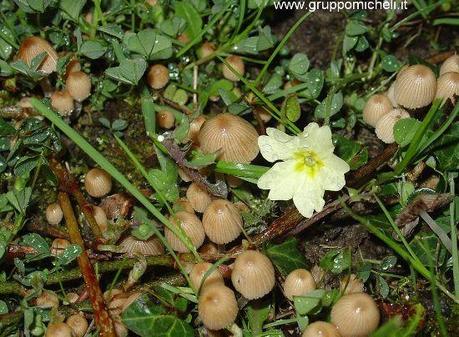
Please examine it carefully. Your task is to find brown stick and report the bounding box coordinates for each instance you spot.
[58,192,116,337]
[50,159,103,242]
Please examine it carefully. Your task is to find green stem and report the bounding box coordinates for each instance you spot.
[449,173,459,299]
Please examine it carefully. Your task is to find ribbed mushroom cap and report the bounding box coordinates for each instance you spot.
[84,168,112,198]
[202,199,242,244]
[439,54,459,75]
[339,274,364,295]
[231,250,275,299]
[174,197,195,213]
[375,108,410,144]
[187,115,207,144]
[36,290,59,308]
[394,65,436,109]
[17,36,57,74]
[435,72,459,102]
[92,206,108,232]
[222,55,245,82]
[386,82,398,107]
[165,211,205,252]
[51,90,74,116]
[198,285,239,330]
[186,182,212,213]
[147,64,169,89]
[45,323,73,337]
[66,71,91,102]
[66,313,88,337]
[119,235,164,257]
[198,42,216,59]
[189,262,224,291]
[363,94,392,127]
[302,321,342,337]
[198,113,259,163]
[283,269,316,300]
[50,238,71,256]
[46,203,63,225]
[330,293,380,337]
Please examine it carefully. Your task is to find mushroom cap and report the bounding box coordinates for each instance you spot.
[84,168,112,198]
[119,235,164,257]
[302,321,341,337]
[50,238,71,256]
[157,110,175,129]
[198,113,259,163]
[92,205,108,231]
[165,211,205,253]
[435,72,459,102]
[198,41,216,59]
[283,269,316,300]
[174,197,195,213]
[439,54,459,76]
[198,285,239,330]
[386,82,398,107]
[46,203,63,225]
[375,108,410,144]
[339,274,364,295]
[147,64,169,89]
[202,199,242,244]
[186,182,212,213]
[51,90,74,116]
[45,323,73,337]
[394,65,436,109]
[231,250,275,299]
[36,290,59,308]
[330,293,380,337]
[222,55,245,82]
[187,115,207,144]
[66,71,91,102]
[363,94,392,127]
[17,36,57,74]
[66,313,88,337]
[189,262,224,291]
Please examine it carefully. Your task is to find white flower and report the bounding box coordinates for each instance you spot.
[257,123,350,218]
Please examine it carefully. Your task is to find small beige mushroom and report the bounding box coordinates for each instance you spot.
[17,36,57,74]
[84,168,112,198]
[66,71,91,102]
[394,64,436,109]
[198,285,239,330]
[363,94,392,127]
[283,269,316,300]
[165,211,205,253]
[189,262,224,291]
[147,64,169,89]
[302,321,341,337]
[119,235,164,257]
[439,54,459,75]
[46,203,63,225]
[375,108,410,144]
[202,199,242,244]
[222,55,245,82]
[186,183,212,213]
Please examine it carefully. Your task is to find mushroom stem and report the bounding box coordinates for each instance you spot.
[419,210,452,253]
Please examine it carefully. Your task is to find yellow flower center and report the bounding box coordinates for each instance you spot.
[293,150,324,177]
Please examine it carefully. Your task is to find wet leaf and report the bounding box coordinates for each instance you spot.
[315,92,343,119]
[345,21,368,36]
[105,58,147,85]
[55,245,82,266]
[293,289,325,315]
[0,26,14,60]
[343,35,358,54]
[122,294,194,337]
[123,29,172,61]
[382,55,402,72]
[60,0,86,21]
[394,118,421,147]
[247,302,271,335]
[283,95,301,122]
[20,233,49,256]
[320,249,351,274]
[80,40,107,59]
[174,2,202,41]
[289,53,309,80]
[265,237,307,276]
[334,135,368,170]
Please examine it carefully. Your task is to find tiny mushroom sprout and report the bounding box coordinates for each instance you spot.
[375,108,410,144]
[66,71,92,102]
[202,199,243,244]
[147,64,170,89]
[50,90,74,116]
[190,262,224,291]
[439,54,459,75]
[198,284,239,330]
[339,274,364,295]
[50,238,71,256]
[165,211,205,252]
[45,322,73,337]
[156,109,175,129]
[198,41,216,59]
[46,203,63,225]
[186,182,212,213]
[17,36,58,74]
[363,94,392,127]
[394,64,436,109]
[330,293,380,337]
[84,168,112,198]
[231,250,275,299]
[435,72,459,104]
[119,235,164,257]
[222,55,245,81]
[66,313,88,337]
[198,113,259,163]
[283,269,316,300]
[302,321,342,337]
[92,205,108,231]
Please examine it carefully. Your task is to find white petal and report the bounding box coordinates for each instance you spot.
[258,128,300,162]
[319,154,350,191]
[300,123,334,154]
[257,160,301,200]
[292,180,326,218]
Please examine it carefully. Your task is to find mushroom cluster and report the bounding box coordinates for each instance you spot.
[363,54,459,144]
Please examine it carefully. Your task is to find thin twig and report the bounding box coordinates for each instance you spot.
[58,192,116,337]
